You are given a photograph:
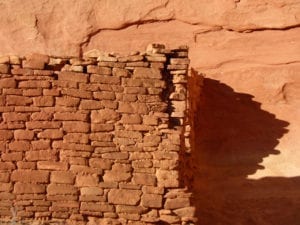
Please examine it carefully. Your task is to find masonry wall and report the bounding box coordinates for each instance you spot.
[0,44,196,225]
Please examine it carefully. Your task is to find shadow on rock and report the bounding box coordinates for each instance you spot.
[188,73,300,225]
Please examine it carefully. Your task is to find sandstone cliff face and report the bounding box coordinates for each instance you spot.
[0,0,299,224]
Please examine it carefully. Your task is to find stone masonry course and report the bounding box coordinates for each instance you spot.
[0,44,196,225]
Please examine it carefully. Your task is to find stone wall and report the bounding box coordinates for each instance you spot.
[0,44,196,225]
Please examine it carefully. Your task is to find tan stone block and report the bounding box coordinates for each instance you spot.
[19,80,50,88]
[91,124,114,132]
[13,182,46,194]
[173,207,196,218]
[1,152,22,161]
[102,152,129,160]
[156,170,179,188]
[133,67,161,79]
[108,189,141,205]
[103,171,131,182]
[11,170,49,183]
[25,150,57,161]
[61,89,92,99]
[63,133,89,144]
[90,74,120,84]
[91,109,120,123]
[58,71,88,83]
[0,183,13,192]
[132,173,156,186]
[50,171,75,184]
[0,64,10,73]
[89,158,112,170]
[6,95,32,106]
[26,121,62,129]
[0,78,16,88]
[79,99,103,110]
[112,68,128,77]
[81,202,114,212]
[142,194,162,208]
[75,174,99,187]
[16,161,36,169]
[63,121,90,133]
[80,187,103,196]
[118,102,149,114]
[31,111,53,121]
[14,130,34,140]
[87,66,111,75]
[0,172,10,182]
[37,129,64,139]
[31,140,50,150]
[47,184,78,195]
[23,53,49,69]
[23,89,43,96]
[0,130,13,140]
[37,161,68,171]
[33,96,54,106]
[164,198,190,210]
[54,112,88,121]
[121,114,142,124]
[93,91,116,100]
[56,96,81,107]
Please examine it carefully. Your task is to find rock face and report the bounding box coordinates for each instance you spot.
[0,0,299,224]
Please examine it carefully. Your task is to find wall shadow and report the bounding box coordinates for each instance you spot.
[189,75,300,225]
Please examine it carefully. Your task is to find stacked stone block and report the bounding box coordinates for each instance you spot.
[0,44,196,225]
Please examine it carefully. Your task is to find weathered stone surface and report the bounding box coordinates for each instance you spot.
[108,189,141,206]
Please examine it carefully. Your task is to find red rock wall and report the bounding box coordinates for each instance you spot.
[0,45,196,224]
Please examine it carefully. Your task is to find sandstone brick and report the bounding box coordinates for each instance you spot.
[75,174,99,187]
[56,96,81,107]
[63,133,89,144]
[133,67,162,79]
[0,56,9,64]
[19,80,51,88]
[79,99,103,109]
[53,141,93,152]
[108,189,141,206]
[33,96,54,107]
[143,115,158,125]
[102,152,129,160]
[58,71,88,83]
[90,74,120,84]
[6,95,32,106]
[87,66,111,75]
[25,150,57,161]
[89,133,113,142]
[91,109,120,123]
[31,111,53,121]
[23,88,43,96]
[156,170,179,188]
[16,161,36,169]
[31,140,50,150]
[26,121,62,129]
[146,56,167,62]
[124,87,147,94]
[91,124,114,132]
[61,89,92,99]
[159,215,180,224]
[51,171,75,184]
[164,198,190,210]
[0,192,15,200]
[103,171,131,182]
[132,173,156,186]
[54,112,88,121]
[81,202,114,212]
[37,161,68,170]
[112,68,128,77]
[14,130,34,140]
[0,183,12,192]
[11,170,49,183]
[118,55,143,62]
[37,129,64,139]
[116,93,137,102]
[63,121,90,133]
[1,152,22,161]
[47,184,78,195]
[0,130,13,140]
[43,89,60,96]
[0,64,9,73]
[89,158,112,170]
[118,102,149,114]
[120,114,142,124]
[170,58,190,65]
[70,165,102,175]
[0,78,16,88]
[142,194,162,208]
[126,61,149,67]
[0,173,10,182]
[173,207,196,218]
[130,152,152,160]
[116,205,147,214]
[93,91,116,100]
[80,187,103,196]
[23,53,49,69]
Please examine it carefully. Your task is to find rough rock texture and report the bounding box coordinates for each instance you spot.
[0,0,299,224]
